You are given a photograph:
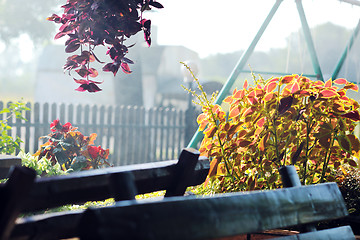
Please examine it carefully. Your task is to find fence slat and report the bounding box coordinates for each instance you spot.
[24,102,31,153]
[113,106,121,166]
[0,101,197,166]
[98,106,105,148]
[33,103,41,152]
[60,104,66,123]
[106,106,113,157]
[51,103,57,123]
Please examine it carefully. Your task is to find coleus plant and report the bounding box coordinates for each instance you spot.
[190,70,360,193]
[34,119,110,171]
[47,0,163,92]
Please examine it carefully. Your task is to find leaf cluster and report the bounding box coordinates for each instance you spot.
[47,0,163,92]
[194,73,360,193]
[19,151,67,177]
[34,119,111,171]
[0,101,30,155]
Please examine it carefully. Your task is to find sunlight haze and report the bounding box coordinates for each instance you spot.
[150,0,360,57]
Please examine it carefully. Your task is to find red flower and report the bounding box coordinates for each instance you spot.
[50,119,72,133]
[62,122,72,133]
[88,145,101,159]
[50,119,61,132]
[87,145,110,159]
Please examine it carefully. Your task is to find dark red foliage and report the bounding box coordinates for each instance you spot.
[75,82,102,92]
[341,111,360,121]
[50,119,73,133]
[48,0,163,91]
[278,95,294,115]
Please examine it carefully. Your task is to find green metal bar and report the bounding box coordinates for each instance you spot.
[240,69,317,78]
[332,19,360,80]
[187,0,284,148]
[295,0,323,81]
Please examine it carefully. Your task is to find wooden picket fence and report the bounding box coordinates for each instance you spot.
[0,101,191,166]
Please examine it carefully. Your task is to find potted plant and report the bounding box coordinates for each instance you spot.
[47,0,163,92]
[184,64,360,193]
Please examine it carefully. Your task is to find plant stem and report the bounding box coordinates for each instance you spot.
[272,117,281,165]
[319,134,335,183]
[301,119,312,185]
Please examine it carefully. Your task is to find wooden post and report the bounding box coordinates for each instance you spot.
[279,165,317,232]
[108,172,137,201]
[165,148,200,197]
[279,165,301,188]
[0,166,36,240]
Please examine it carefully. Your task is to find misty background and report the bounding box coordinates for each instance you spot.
[0,0,360,107]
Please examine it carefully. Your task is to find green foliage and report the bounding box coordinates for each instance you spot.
[189,67,360,194]
[0,101,30,155]
[34,119,111,171]
[19,151,67,177]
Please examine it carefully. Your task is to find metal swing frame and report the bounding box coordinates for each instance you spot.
[188,0,360,148]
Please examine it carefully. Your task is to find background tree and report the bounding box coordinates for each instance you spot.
[0,0,59,45]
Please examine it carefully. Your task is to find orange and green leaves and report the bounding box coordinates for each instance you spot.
[195,74,360,194]
[35,119,110,171]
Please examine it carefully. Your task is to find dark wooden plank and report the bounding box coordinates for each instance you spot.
[270,226,355,240]
[0,155,22,179]
[79,183,348,240]
[0,167,36,240]
[20,155,209,213]
[11,210,83,240]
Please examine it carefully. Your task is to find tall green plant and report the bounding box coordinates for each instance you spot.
[189,69,360,193]
[0,101,30,155]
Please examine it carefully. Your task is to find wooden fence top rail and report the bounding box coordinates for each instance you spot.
[80,182,349,240]
[12,154,209,213]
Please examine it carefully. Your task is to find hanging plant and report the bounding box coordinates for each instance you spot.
[48,0,163,92]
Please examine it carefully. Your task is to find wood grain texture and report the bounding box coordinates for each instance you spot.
[11,211,83,240]
[21,154,209,212]
[79,183,349,240]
